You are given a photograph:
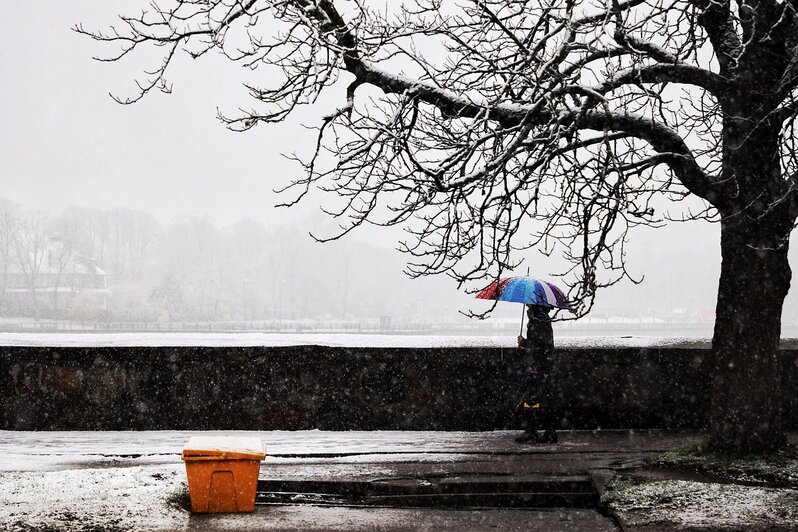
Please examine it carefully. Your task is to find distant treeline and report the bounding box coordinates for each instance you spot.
[0,197,465,322]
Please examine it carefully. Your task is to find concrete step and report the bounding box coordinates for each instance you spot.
[256,477,599,509]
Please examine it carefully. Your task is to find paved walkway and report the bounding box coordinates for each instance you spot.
[0,430,704,531]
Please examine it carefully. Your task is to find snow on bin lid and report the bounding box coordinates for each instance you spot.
[182,436,265,461]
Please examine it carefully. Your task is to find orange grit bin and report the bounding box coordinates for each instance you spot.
[181,436,266,513]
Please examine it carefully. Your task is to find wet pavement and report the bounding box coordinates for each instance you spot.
[0,429,706,531]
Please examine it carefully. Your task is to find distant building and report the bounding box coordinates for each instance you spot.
[1,237,109,318]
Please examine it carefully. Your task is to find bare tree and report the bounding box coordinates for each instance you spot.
[150,273,186,323]
[49,215,81,319]
[0,198,21,317]
[12,209,49,320]
[60,206,103,259]
[101,207,159,281]
[79,0,798,452]
[158,213,221,320]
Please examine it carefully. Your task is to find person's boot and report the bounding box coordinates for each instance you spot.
[514,405,539,443]
[536,429,558,444]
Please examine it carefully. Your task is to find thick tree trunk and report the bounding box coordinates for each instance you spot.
[709,218,791,452]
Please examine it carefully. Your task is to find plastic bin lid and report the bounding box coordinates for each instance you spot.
[182,436,266,461]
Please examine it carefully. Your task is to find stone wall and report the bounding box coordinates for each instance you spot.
[1,346,796,430]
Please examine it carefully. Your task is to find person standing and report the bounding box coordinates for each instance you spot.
[515,304,558,444]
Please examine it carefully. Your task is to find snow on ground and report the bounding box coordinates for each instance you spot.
[0,431,491,531]
[0,464,188,531]
[9,430,783,531]
[0,430,605,531]
[605,479,798,529]
[0,332,712,348]
[0,465,614,532]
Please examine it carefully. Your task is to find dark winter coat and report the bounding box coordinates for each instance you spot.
[520,305,555,402]
[517,305,558,433]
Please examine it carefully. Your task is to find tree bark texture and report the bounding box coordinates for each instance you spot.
[710,83,795,452]
[710,218,790,452]
[709,113,794,451]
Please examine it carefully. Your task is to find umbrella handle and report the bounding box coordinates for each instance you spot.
[519,266,530,338]
[519,304,526,338]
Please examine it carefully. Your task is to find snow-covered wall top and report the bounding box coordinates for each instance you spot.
[0,332,714,349]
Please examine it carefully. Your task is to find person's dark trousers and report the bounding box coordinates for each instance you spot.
[538,372,558,442]
[516,372,558,443]
[536,399,558,443]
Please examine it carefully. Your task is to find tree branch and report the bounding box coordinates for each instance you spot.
[571,0,648,28]
[350,59,717,199]
[291,0,721,204]
[692,0,741,74]
[596,63,729,97]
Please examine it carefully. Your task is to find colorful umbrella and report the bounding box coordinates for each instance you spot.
[476,275,570,337]
[475,276,570,309]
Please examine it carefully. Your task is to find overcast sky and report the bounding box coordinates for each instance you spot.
[4,1,798,321]
[0,0,334,228]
